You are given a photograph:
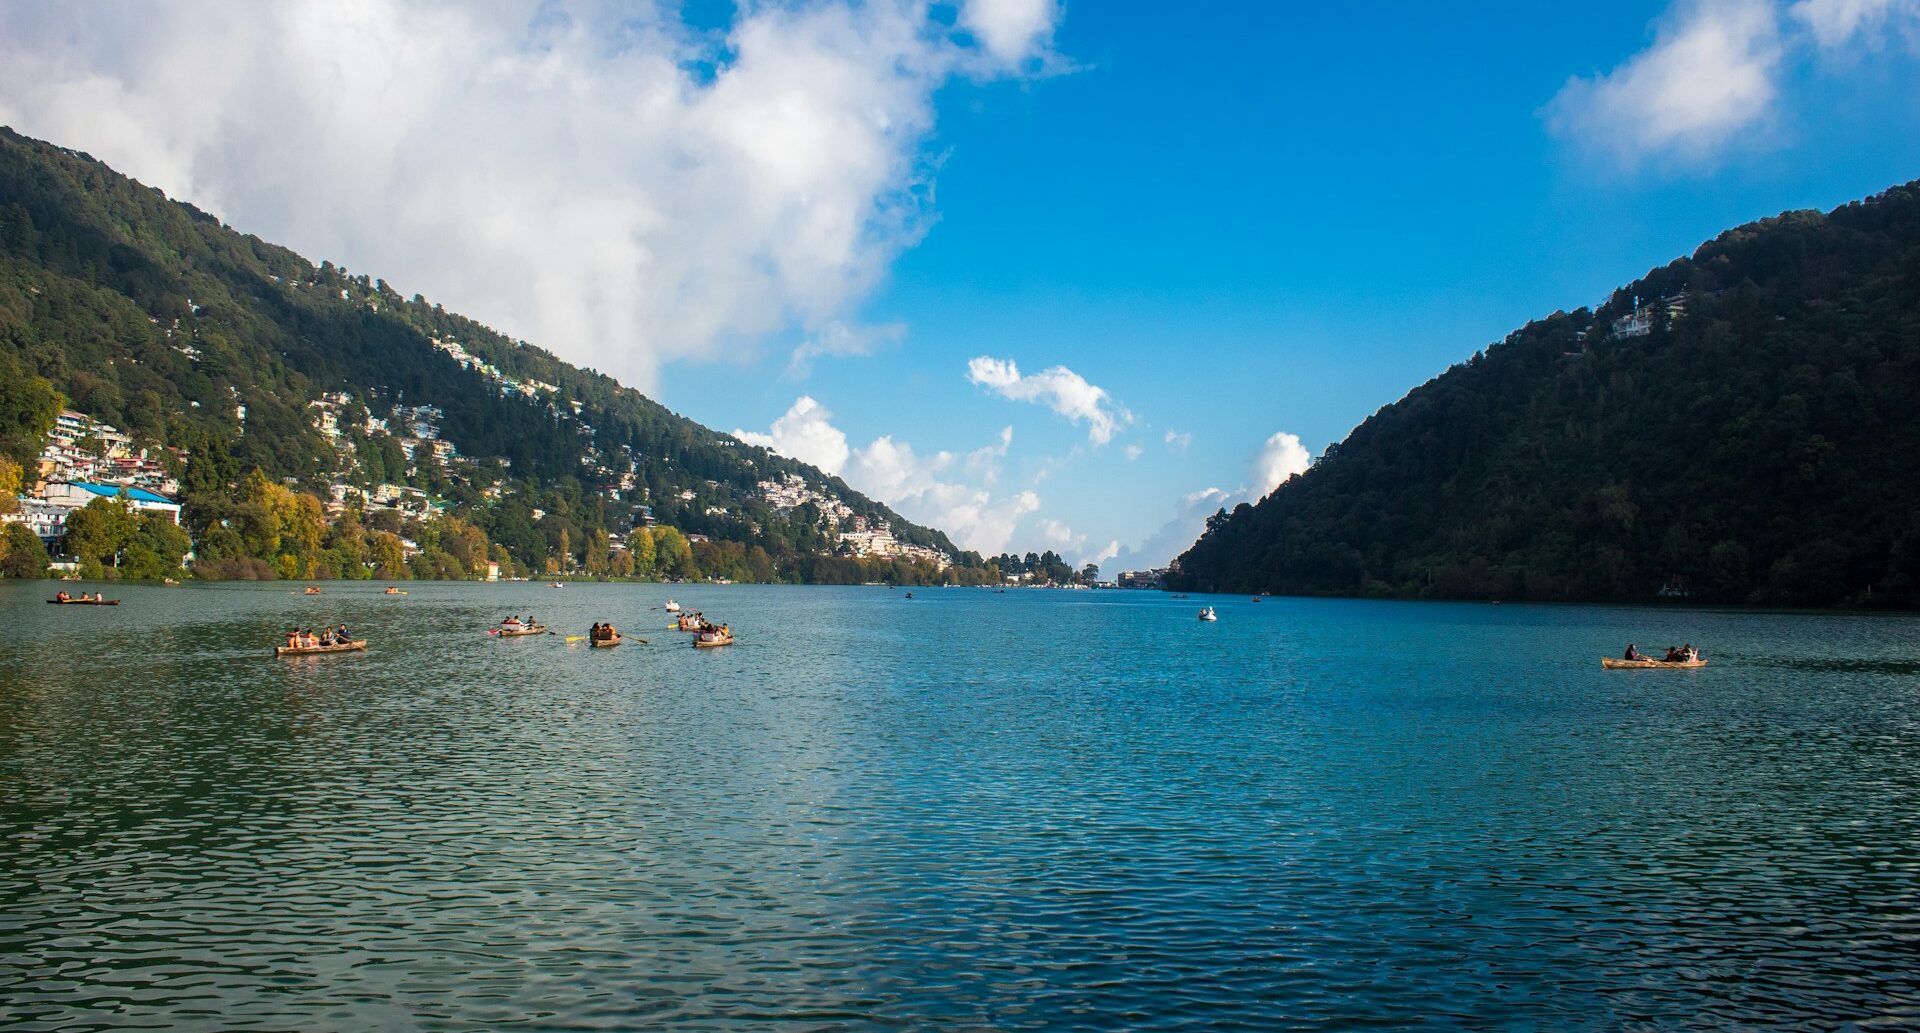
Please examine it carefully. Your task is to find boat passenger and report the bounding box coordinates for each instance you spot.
[1624,644,1645,661]
[1682,643,1696,662]
[55,591,69,602]
[335,624,350,643]
[1663,646,1681,662]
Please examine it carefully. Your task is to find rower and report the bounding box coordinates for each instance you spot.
[1624,644,1645,661]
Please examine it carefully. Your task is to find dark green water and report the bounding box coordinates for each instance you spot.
[3,581,1918,1030]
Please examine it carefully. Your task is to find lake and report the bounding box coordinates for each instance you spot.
[3,581,1918,1030]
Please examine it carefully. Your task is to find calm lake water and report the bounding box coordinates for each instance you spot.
[3,581,1918,1030]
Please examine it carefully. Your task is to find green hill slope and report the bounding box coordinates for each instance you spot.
[0,126,970,581]
[1171,182,1920,607]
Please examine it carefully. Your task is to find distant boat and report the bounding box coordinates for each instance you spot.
[303,586,323,595]
[48,596,118,606]
[1198,606,1217,622]
[1602,656,1707,669]
[384,586,407,595]
[664,599,681,613]
[548,582,564,588]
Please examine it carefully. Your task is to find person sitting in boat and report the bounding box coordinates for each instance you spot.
[1682,643,1697,662]
[55,591,69,602]
[1663,646,1682,662]
[335,624,350,643]
[1624,644,1646,661]
[501,616,523,629]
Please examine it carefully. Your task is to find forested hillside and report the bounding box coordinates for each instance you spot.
[0,126,975,582]
[1172,181,1920,607]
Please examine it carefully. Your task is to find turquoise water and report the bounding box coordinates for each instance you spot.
[3,581,1918,1030]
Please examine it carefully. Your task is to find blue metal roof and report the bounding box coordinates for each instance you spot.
[72,482,178,505]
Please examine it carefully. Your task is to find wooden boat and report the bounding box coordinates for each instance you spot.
[303,586,323,595]
[383,587,407,595]
[1601,657,1707,669]
[590,634,622,648]
[48,597,120,605]
[494,624,547,637]
[275,639,367,657]
[693,633,734,648]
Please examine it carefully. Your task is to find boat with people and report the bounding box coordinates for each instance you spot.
[276,639,367,657]
[1602,657,1707,669]
[1198,606,1217,621]
[49,592,118,605]
[587,622,623,647]
[493,622,547,637]
[1607,643,1707,669]
[694,625,734,648]
[303,586,323,595]
[548,582,564,589]
[664,599,681,613]
[384,587,407,595]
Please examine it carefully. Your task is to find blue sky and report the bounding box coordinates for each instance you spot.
[672,0,1920,567]
[3,0,1918,568]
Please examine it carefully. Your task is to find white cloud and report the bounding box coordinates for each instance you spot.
[738,397,1040,554]
[1109,430,1316,570]
[1105,486,1241,572]
[1034,518,1121,569]
[1546,0,1783,166]
[966,355,1132,444]
[1790,0,1920,46]
[1164,430,1192,453]
[1253,431,1311,496]
[1123,445,1143,461]
[733,396,851,475]
[959,0,1062,67]
[787,320,907,378]
[0,1,1059,394]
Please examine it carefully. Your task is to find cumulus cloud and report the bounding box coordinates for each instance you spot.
[732,396,850,475]
[966,355,1132,444]
[1105,487,1240,573]
[1035,518,1118,567]
[1109,429,1315,570]
[1790,0,1920,47]
[1546,0,1783,166]
[0,0,1062,394]
[1253,430,1312,496]
[737,397,1039,554]
[960,0,1063,67]
[1164,430,1193,453]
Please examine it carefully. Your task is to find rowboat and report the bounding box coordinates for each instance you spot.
[494,624,547,637]
[275,639,367,657]
[664,599,680,613]
[383,587,407,595]
[1198,607,1217,621]
[48,598,119,605]
[591,635,623,648]
[1601,657,1707,669]
[693,633,734,648]
[303,587,323,595]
